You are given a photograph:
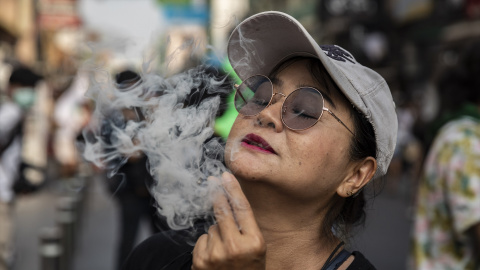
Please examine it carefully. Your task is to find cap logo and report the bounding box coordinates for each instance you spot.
[320,45,354,64]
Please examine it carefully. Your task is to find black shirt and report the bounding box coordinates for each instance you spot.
[122,230,376,270]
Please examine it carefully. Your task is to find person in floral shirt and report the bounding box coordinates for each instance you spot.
[410,41,480,270]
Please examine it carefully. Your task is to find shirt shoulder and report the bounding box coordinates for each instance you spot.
[434,117,480,146]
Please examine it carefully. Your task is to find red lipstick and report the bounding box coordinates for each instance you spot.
[241,133,276,154]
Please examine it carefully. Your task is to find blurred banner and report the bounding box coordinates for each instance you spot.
[158,0,209,25]
[38,0,82,30]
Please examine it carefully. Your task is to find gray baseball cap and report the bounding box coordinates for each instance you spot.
[227,11,397,177]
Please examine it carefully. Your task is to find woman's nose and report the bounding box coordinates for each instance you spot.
[255,99,284,133]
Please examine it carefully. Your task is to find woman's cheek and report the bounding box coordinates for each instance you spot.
[224,144,246,175]
[224,118,248,166]
[224,136,244,173]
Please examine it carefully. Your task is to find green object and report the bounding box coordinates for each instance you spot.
[214,93,238,139]
[13,87,36,109]
[214,60,241,139]
[427,103,480,145]
[222,60,241,84]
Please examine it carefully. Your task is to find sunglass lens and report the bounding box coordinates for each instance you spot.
[282,88,324,130]
[234,76,272,116]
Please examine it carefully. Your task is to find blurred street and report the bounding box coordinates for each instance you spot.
[12,174,413,270]
[12,174,152,270]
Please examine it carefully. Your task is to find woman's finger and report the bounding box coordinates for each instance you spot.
[192,234,208,269]
[221,172,261,235]
[207,224,221,244]
[211,181,242,238]
[193,225,224,269]
[207,225,230,265]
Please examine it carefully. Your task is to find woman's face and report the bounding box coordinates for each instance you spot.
[225,59,357,202]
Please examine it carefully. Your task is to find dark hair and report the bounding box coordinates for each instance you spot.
[9,66,42,87]
[333,108,376,239]
[270,56,377,240]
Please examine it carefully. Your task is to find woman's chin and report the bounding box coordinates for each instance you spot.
[225,139,279,183]
[226,157,265,182]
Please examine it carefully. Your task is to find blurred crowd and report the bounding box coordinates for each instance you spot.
[0,62,91,269]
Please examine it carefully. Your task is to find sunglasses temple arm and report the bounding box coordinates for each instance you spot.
[325,109,355,137]
[236,89,248,104]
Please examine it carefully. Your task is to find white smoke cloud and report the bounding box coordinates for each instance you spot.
[81,58,231,230]
[80,22,255,233]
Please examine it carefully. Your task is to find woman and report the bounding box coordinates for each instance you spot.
[122,11,397,270]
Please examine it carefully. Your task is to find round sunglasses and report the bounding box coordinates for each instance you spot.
[234,75,355,134]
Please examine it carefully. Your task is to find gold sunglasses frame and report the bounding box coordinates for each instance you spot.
[234,74,355,135]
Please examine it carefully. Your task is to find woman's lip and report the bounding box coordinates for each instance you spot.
[241,133,277,154]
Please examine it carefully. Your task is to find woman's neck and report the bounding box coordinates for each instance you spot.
[238,180,341,270]
[263,229,340,270]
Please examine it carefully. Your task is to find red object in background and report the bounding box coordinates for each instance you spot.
[38,0,82,30]
[38,14,81,29]
[466,0,480,18]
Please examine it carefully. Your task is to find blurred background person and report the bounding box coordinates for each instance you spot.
[101,69,162,270]
[0,65,42,270]
[410,40,480,269]
[52,69,91,179]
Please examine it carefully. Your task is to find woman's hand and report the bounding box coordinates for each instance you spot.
[192,172,266,270]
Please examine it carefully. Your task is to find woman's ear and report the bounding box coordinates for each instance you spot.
[337,157,377,197]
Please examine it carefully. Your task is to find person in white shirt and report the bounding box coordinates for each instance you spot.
[0,66,41,270]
